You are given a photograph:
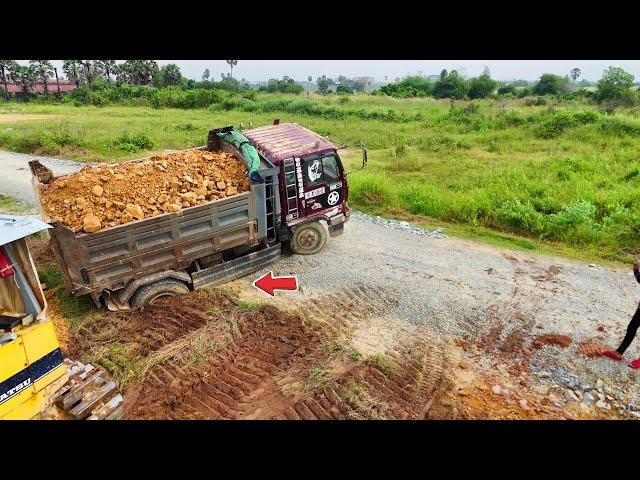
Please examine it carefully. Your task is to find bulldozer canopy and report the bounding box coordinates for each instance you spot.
[0,215,51,247]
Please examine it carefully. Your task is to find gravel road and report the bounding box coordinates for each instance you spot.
[235,211,640,412]
[2,150,638,416]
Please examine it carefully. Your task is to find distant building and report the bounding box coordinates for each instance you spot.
[298,81,318,93]
[0,82,77,94]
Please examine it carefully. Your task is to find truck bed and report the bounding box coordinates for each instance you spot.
[29,147,260,300]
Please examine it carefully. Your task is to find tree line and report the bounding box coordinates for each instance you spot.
[375,66,638,105]
[0,60,248,101]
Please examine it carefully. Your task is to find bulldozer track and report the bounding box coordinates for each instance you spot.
[124,285,452,420]
[69,292,218,359]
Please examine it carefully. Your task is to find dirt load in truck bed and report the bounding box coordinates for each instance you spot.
[39,149,251,233]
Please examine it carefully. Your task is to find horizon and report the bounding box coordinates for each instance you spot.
[13,60,640,84]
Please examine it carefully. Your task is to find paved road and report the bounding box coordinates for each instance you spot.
[0,150,84,204]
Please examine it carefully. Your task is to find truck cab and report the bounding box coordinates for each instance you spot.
[243,122,350,254]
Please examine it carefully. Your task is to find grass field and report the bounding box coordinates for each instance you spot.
[3,93,640,263]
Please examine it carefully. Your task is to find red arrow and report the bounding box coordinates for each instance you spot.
[253,271,298,297]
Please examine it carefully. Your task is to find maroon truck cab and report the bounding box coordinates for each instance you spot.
[244,123,350,254]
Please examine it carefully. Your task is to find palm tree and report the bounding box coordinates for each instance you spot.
[0,60,18,102]
[118,60,158,85]
[9,65,36,102]
[97,60,117,84]
[570,67,581,84]
[226,60,238,79]
[29,60,54,94]
[80,60,96,84]
[63,60,82,86]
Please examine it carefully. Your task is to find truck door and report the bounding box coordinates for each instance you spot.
[302,154,344,216]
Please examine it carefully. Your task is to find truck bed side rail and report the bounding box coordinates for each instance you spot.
[50,192,257,296]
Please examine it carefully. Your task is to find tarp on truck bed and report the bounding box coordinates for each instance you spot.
[217,130,263,183]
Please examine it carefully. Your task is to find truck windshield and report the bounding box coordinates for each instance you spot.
[304,155,340,185]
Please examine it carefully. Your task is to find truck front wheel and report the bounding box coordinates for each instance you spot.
[290,221,328,255]
[130,278,190,308]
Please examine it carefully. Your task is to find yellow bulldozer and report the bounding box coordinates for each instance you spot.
[0,215,122,420]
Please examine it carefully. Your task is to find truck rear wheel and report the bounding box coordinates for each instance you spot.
[130,278,190,308]
[290,221,328,255]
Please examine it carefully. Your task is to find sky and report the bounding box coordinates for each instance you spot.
[23,60,640,83]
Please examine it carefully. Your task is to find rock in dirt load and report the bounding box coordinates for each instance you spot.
[39,149,251,233]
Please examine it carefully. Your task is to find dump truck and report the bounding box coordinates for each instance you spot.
[29,122,365,310]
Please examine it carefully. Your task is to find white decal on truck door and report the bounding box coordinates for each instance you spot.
[304,187,325,199]
[327,191,340,206]
[307,159,322,183]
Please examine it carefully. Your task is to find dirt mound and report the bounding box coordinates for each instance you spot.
[39,149,250,233]
[532,333,572,349]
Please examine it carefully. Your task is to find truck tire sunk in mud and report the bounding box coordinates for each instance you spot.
[130,278,191,308]
[290,221,328,255]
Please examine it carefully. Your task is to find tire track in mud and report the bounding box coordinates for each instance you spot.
[124,284,454,420]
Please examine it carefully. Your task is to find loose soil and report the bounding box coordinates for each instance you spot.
[532,334,573,349]
[578,340,606,357]
[39,149,250,233]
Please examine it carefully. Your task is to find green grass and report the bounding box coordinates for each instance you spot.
[4,95,640,262]
[364,353,392,371]
[0,195,35,214]
[308,366,329,390]
[235,300,262,310]
[37,265,96,323]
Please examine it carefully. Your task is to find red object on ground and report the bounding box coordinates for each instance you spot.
[0,247,15,278]
[253,271,298,297]
[629,359,640,369]
[602,349,623,361]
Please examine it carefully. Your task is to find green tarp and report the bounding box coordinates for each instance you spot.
[217,130,263,182]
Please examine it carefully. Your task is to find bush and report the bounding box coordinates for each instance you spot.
[533,74,569,95]
[349,175,394,206]
[377,76,434,98]
[548,200,597,230]
[497,85,517,96]
[573,110,600,124]
[417,134,470,152]
[110,133,154,152]
[534,110,576,139]
[495,199,545,235]
[493,110,524,128]
[599,117,640,136]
